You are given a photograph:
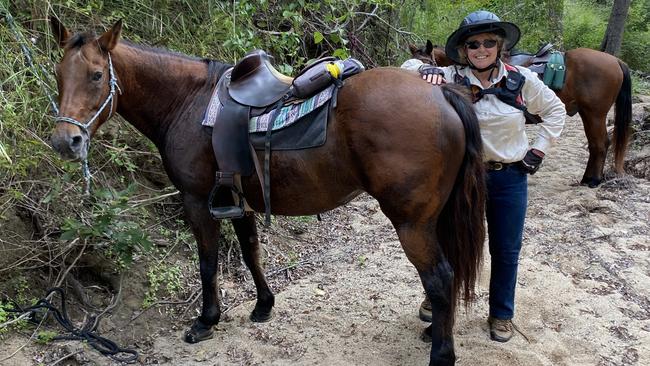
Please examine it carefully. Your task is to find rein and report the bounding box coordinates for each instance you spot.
[55,53,122,194]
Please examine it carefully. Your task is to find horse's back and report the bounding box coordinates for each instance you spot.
[562,48,624,113]
[338,67,464,135]
[567,48,623,74]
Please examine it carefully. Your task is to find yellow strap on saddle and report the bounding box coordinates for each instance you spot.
[326,62,342,79]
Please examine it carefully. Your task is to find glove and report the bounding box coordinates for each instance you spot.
[418,65,445,84]
[520,149,545,175]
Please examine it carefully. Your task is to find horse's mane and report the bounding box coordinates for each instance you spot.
[66,32,231,85]
[119,40,231,82]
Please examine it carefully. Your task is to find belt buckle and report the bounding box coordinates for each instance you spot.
[487,162,504,171]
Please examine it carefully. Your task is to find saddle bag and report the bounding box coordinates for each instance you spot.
[292,58,344,98]
[292,57,365,99]
[542,52,566,90]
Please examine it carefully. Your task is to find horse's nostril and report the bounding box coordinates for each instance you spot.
[71,135,83,148]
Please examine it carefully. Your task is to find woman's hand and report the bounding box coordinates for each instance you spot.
[520,148,545,174]
[418,65,445,85]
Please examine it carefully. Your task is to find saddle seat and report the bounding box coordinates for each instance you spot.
[229,50,293,108]
[506,43,554,67]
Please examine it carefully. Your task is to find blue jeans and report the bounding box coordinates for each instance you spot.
[486,165,528,320]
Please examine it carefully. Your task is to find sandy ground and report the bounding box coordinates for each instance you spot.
[1,101,649,365]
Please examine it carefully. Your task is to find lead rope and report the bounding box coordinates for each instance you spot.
[9,287,138,363]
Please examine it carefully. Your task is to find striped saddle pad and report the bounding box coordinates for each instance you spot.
[202,85,335,133]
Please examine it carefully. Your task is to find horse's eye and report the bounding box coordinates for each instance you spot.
[92,71,103,81]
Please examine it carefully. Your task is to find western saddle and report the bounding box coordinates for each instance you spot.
[228,50,294,108]
[505,43,554,74]
[209,50,362,222]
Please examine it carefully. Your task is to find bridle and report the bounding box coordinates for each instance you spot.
[55,53,121,194]
[415,48,437,67]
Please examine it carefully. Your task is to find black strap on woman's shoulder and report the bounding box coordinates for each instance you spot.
[456,69,542,124]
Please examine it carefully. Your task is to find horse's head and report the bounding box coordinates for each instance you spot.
[408,40,436,65]
[50,17,122,161]
[408,40,453,67]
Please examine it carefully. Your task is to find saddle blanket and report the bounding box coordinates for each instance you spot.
[202,85,335,133]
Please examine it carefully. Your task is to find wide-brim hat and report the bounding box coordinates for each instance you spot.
[445,11,521,65]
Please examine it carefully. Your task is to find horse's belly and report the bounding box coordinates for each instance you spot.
[243,182,363,215]
[241,167,362,215]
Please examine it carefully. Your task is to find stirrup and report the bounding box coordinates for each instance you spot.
[209,204,245,220]
[208,172,246,220]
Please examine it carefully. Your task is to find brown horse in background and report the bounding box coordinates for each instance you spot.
[49,18,486,365]
[410,41,633,187]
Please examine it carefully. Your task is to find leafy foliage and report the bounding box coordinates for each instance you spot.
[143,263,183,307]
[620,0,650,71]
[59,184,153,266]
[563,0,609,50]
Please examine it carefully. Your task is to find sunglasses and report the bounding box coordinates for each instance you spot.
[464,39,498,50]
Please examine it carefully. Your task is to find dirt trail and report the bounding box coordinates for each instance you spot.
[2,103,649,366]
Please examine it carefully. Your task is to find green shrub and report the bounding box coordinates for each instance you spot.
[143,263,183,307]
[60,184,153,266]
[563,0,608,50]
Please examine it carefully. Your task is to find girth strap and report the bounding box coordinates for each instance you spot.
[263,98,287,226]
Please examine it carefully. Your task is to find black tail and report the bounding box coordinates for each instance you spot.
[437,84,486,307]
[613,61,632,173]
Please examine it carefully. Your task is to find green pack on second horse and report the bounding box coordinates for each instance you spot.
[543,52,566,91]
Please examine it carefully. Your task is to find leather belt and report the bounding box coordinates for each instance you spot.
[485,161,518,171]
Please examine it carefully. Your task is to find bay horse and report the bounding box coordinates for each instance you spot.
[410,40,633,187]
[50,18,486,365]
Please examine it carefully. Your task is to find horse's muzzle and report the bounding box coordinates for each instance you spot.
[51,127,88,161]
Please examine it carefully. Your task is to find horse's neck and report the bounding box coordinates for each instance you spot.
[112,43,218,145]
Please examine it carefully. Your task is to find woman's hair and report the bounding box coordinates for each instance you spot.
[456,33,505,63]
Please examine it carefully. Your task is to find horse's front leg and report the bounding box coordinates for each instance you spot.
[182,193,222,343]
[231,214,275,321]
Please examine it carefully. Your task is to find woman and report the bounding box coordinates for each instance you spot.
[402,10,565,342]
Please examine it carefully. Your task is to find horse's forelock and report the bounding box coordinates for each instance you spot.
[66,32,96,50]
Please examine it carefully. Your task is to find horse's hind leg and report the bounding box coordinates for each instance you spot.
[579,110,609,188]
[393,220,455,366]
[231,214,275,322]
[183,193,222,343]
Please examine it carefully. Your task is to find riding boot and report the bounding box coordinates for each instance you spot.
[209,171,245,220]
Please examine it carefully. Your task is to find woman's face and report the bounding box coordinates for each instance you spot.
[464,32,499,69]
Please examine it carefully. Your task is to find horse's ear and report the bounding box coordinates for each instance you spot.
[408,44,418,55]
[50,16,70,48]
[98,19,122,52]
[426,40,434,54]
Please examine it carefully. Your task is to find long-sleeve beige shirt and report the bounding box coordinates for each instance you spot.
[401,59,566,163]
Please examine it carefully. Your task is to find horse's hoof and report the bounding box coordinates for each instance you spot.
[421,325,432,343]
[588,180,601,188]
[184,319,215,343]
[419,299,433,322]
[250,308,274,323]
[580,177,601,188]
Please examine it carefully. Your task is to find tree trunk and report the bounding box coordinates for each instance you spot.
[600,0,632,56]
[547,0,564,49]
